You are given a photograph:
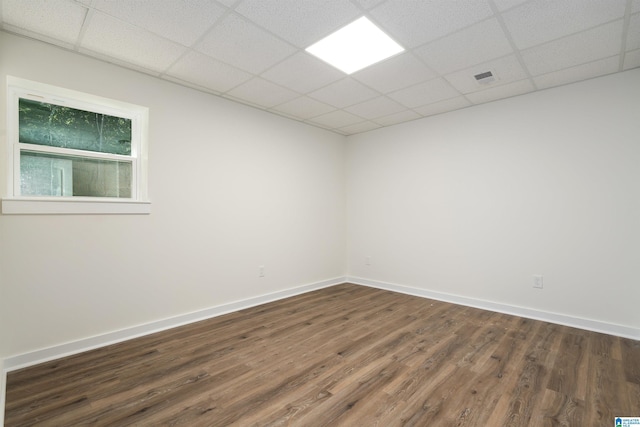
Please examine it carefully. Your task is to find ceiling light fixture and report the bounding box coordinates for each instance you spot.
[305,17,404,74]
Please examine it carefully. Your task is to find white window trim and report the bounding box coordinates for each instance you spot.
[2,76,150,215]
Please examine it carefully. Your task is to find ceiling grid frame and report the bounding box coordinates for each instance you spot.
[0,0,637,135]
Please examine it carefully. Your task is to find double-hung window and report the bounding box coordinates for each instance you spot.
[2,77,150,214]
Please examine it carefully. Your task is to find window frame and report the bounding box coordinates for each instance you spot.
[2,77,150,214]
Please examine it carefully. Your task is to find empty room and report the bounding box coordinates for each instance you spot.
[1,0,639,425]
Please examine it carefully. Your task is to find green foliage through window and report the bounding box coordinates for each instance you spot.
[19,98,132,155]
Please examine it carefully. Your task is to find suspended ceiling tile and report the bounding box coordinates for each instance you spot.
[2,0,86,44]
[214,0,237,7]
[352,53,437,93]
[491,0,529,12]
[226,77,299,108]
[344,96,405,120]
[521,20,624,76]
[534,56,620,90]
[416,18,513,75]
[81,11,187,72]
[234,0,361,48]
[309,78,379,108]
[623,49,640,70]
[369,0,494,48]
[90,0,225,47]
[196,13,297,74]
[444,54,528,94]
[413,96,472,117]
[627,13,640,52]
[308,109,365,128]
[272,96,336,120]
[339,121,382,135]
[350,0,386,10]
[466,79,534,104]
[502,0,627,50]
[260,52,344,94]
[389,78,460,109]
[373,110,421,127]
[165,51,253,93]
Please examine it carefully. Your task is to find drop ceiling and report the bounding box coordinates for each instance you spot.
[1,0,639,135]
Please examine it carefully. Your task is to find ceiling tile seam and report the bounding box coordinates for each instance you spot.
[261,106,342,135]
[302,118,343,134]
[191,10,303,76]
[488,0,538,91]
[0,26,73,51]
[74,6,94,52]
[255,51,314,86]
[75,46,163,77]
[518,17,628,77]
[401,15,519,77]
[256,50,415,105]
[404,13,499,53]
[222,0,243,8]
[161,74,225,97]
[221,92,278,111]
[351,59,429,95]
[370,15,497,81]
[385,73,464,105]
[165,55,258,96]
[305,109,369,128]
[618,0,635,70]
[229,8,338,52]
[157,7,238,78]
[265,99,339,121]
[344,94,417,121]
[532,54,623,84]
[267,103,338,123]
[347,0,370,16]
[80,6,194,50]
[304,79,383,110]
[493,0,535,14]
[369,50,441,91]
[360,11,410,54]
[264,105,323,124]
[516,16,630,55]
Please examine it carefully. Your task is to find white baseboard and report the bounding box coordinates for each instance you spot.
[3,275,637,425]
[0,276,346,425]
[3,277,345,373]
[348,276,640,341]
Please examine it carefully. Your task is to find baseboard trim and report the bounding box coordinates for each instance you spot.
[3,276,346,373]
[348,276,640,341]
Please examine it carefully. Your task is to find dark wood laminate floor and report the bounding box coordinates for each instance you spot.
[5,283,640,426]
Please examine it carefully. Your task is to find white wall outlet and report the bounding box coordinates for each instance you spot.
[259,266,265,277]
[365,256,371,266]
[532,275,543,289]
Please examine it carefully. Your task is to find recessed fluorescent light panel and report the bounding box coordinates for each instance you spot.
[305,17,404,74]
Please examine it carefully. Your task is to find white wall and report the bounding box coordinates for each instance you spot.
[1,29,639,426]
[347,69,640,333]
[0,32,347,362]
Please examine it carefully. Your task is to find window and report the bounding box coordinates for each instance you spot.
[2,77,150,214]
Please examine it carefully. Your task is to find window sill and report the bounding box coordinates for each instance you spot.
[1,198,151,215]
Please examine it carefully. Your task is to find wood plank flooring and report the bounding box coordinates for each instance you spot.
[5,283,640,426]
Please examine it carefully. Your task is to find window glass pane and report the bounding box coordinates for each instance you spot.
[21,151,132,198]
[19,98,132,155]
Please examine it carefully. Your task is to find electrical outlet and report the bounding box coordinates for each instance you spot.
[259,266,265,277]
[532,275,543,289]
[365,256,371,266]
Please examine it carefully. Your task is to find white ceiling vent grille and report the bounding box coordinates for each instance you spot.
[474,70,496,85]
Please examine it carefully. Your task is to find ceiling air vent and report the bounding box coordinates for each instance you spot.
[474,70,496,85]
